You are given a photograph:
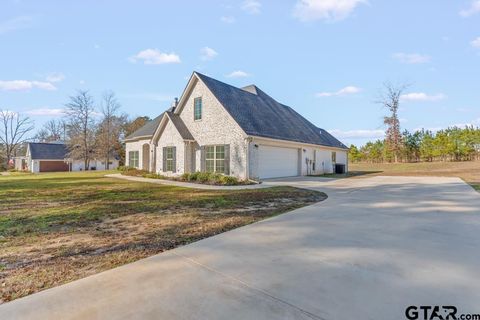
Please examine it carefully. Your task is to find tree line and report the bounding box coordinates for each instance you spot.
[0,90,150,170]
[349,126,480,163]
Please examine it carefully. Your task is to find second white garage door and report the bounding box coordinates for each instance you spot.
[258,145,299,179]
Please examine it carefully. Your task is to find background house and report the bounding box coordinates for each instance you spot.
[23,142,119,173]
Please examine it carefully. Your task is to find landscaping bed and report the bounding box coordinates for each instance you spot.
[120,167,255,186]
[0,171,326,303]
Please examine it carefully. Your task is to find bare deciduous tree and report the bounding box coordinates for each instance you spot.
[64,91,97,170]
[0,110,34,168]
[34,119,66,142]
[96,91,124,169]
[377,82,409,163]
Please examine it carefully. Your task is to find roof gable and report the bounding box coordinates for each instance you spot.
[152,111,195,143]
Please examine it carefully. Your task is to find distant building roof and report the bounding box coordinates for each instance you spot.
[28,142,69,160]
[195,72,348,149]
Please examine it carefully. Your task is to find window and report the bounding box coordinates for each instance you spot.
[205,145,225,173]
[165,147,174,171]
[129,151,139,168]
[194,97,202,120]
[331,151,336,163]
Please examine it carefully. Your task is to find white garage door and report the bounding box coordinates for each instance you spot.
[258,145,299,179]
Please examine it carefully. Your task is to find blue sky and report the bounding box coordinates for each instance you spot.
[1,0,479,146]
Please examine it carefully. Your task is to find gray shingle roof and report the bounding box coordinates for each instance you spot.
[195,72,348,149]
[125,114,164,140]
[28,143,68,160]
[166,112,194,140]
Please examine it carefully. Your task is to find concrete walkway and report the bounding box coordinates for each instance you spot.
[2,176,480,319]
[105,173,269,190]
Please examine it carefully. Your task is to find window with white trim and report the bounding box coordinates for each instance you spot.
[205,145,225,173]
[331,151,336,163]
[129,151,139,168]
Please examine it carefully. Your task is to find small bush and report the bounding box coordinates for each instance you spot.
[219,175,239,185]
[196,172,211,183]
[117,166,136,172]
[188,172,200,181]
[122,168,149,177]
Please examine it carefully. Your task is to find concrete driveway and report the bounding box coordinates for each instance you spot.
[2,176,480,319]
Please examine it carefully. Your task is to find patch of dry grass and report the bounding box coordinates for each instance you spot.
[0,171,326,303]
[349,161,480,191]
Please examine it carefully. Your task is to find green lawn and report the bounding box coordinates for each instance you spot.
[0,171,326,303]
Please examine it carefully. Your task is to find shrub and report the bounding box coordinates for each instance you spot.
[117,166,136,172]
[219,175,239,185]
[188,172,200,181]
[122,168,149,177]
[196,172,211,183]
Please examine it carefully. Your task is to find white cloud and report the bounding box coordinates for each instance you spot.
[471,37,480,48]
[0,80,56,91]
[45,72,65,83]
[328,129,385,139]
[129,49,181,65]
[293,0,366,22]
[0,15,32,35]
[226,70,251,78]
[79,80,86,85]
[400,92,446,102]
[242,0,261,14]
[220,16,236,23]
[200,47,218,61]
[94,44,101,49]
[316,86,361,97]
[460,0,480,17]
[392,53,431,64]
[25,108,65,116]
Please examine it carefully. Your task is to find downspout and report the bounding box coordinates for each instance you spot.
[244,137,252,180]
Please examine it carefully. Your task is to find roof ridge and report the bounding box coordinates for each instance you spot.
[195,72,263,98]
[29,142,66,145]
